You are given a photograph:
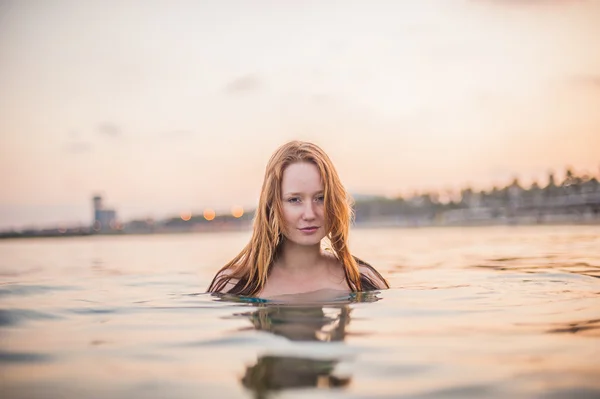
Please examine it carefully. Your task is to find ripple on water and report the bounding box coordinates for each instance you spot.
[471,258,600,279]
[517,318,600,337]
[0,308,62,327]
[0,350,53,363]
[0,284,78,297]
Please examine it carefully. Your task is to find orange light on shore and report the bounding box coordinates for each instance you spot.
[231,205,244,218]
[203,208,216,221]
[180,211,192,221]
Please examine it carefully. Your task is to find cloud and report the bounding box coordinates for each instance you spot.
[64,141,93,154]
[224,74,263,94]
[573,74,600,88]
[569,74,600,91]
[97,122,121,137]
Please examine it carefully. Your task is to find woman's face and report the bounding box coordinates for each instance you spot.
[280,162,327,246]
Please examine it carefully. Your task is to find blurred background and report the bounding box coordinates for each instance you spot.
[2,4,600,398]
[1,0,599,236]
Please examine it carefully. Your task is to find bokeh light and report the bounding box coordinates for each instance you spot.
[203,208,216,221]
[231,205,244,218]
[180,211,192,221]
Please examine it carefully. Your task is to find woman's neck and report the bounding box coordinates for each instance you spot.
[276,239,324,275]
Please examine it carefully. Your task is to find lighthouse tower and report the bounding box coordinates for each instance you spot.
[92,195,117,232]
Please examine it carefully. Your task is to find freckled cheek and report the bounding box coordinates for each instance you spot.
[315,204,326,223]
[282,206,302,229]
[317,204,329,231]
[316,206,325,218]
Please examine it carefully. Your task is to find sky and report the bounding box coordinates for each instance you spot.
[1,0,599,229]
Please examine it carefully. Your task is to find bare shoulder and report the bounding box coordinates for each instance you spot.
[356,259,389,290]
[208,268,240,293]
[322,250,347,279]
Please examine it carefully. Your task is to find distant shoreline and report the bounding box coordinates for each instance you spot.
[1,219,598,240]
[5,168,597,241]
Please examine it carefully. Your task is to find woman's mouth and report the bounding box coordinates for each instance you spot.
[299,226,319,234]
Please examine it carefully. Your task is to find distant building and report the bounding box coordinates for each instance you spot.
[92,195,118,232]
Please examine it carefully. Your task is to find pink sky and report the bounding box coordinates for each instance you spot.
[1,0,599,229]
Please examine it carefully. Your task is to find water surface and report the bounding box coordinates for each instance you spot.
[1,226,599,398]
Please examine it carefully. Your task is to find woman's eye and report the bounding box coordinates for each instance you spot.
[287,197,300,203]
[315,196,324,202]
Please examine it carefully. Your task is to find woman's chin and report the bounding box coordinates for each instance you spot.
[287,233,326,247]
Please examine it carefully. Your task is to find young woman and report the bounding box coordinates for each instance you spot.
[207,141,389,298]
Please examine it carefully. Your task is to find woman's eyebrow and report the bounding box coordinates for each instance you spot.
[283,190,324,196]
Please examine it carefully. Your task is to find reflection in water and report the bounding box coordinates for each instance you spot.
[240,305,353,398]
[242,354,351,396]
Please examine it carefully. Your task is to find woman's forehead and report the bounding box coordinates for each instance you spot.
[281,162,324,193]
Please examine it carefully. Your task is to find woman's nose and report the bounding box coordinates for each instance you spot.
[302,202,316,220]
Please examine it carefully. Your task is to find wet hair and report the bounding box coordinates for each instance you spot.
[207,140,389,296]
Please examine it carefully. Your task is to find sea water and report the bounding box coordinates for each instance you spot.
[1,226,599,398]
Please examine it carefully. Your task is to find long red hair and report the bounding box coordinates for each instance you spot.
[208,141,382,296]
